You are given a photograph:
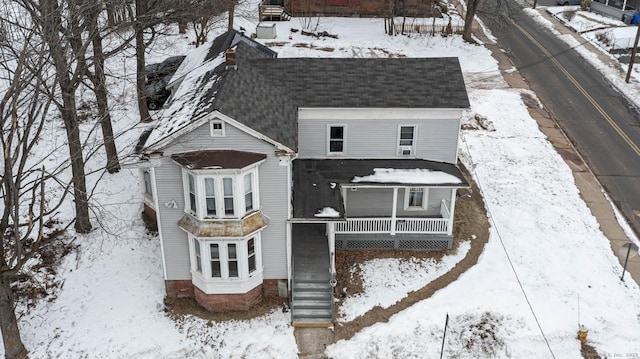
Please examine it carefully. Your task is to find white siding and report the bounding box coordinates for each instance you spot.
[297,108,461,162]
[156,120,289,280]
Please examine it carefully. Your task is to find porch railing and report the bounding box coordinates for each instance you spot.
[335,217,449,235]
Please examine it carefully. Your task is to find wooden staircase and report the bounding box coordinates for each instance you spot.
[291,224,334,327]
[258,5,291,21]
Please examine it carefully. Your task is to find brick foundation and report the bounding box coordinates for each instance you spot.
[165,280,195,298]
[262,279,280,297]
[194,284,263,312]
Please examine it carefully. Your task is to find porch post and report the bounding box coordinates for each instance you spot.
[391,187,398,235]
[447,189,458,236]
[327,222,336,277]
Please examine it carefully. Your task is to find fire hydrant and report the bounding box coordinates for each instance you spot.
[577,325,589,344]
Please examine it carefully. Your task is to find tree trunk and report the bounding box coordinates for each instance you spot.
[40,0,92,233]
[0,276,27,359]
[135,0,151,123]
[463,0,478,43]
[228,6,234,31]
[60,85,93,233]
[91,19,121,173]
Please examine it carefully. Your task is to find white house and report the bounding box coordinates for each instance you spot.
[136,30,470,326]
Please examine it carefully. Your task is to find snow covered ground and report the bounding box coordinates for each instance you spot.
[7,1,640,358]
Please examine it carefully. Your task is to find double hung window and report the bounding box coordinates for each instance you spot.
[223,178,234,215]
[398,125,417,156]
[188,174,197,215]
[244,173,253,212]
[328,125,346,154]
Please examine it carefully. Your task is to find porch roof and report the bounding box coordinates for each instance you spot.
[292,159,468,220]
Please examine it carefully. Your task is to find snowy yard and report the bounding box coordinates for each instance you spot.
[6,1,640,358]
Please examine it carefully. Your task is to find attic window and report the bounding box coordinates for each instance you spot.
[210,120,225,137]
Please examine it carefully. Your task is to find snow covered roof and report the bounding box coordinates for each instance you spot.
[292,159,468,220]
[167,30,277,89]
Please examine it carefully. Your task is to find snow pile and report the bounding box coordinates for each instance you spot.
[315,207,341,217]
[352,168,463,184]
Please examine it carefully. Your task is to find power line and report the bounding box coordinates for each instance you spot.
[460,134,557,359]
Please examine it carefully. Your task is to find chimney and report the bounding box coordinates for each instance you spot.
[225,48,237,69]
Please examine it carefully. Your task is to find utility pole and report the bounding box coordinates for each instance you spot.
[625,24,640,83]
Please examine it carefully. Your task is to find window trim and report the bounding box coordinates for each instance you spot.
[327,124,346,155]
[397,125,417,156]
[404,187,429,210]
[210,120,225,137]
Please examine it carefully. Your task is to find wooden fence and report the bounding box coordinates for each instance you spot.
[393,23,465,35]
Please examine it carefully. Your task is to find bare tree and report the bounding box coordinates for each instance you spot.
[0,16,73,359]
[132,0,237,115]
[14,0,95,233]
[384,0,396,35]
[462,0,481,42]
[83,1,121,173]
[191,0,236,46]
[132,0,186,121]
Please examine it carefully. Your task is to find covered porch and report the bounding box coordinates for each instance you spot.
[292,158,467,238]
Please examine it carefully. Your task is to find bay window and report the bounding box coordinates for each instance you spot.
[182,167,259,220]
[189,234,263,293]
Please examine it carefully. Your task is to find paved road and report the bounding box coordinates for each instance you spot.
[476,0,640,236]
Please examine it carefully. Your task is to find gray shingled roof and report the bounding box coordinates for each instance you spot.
[253,57,470,108]
[142,31,469,153]
[194,56,469,151]
[198,42,300,150]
